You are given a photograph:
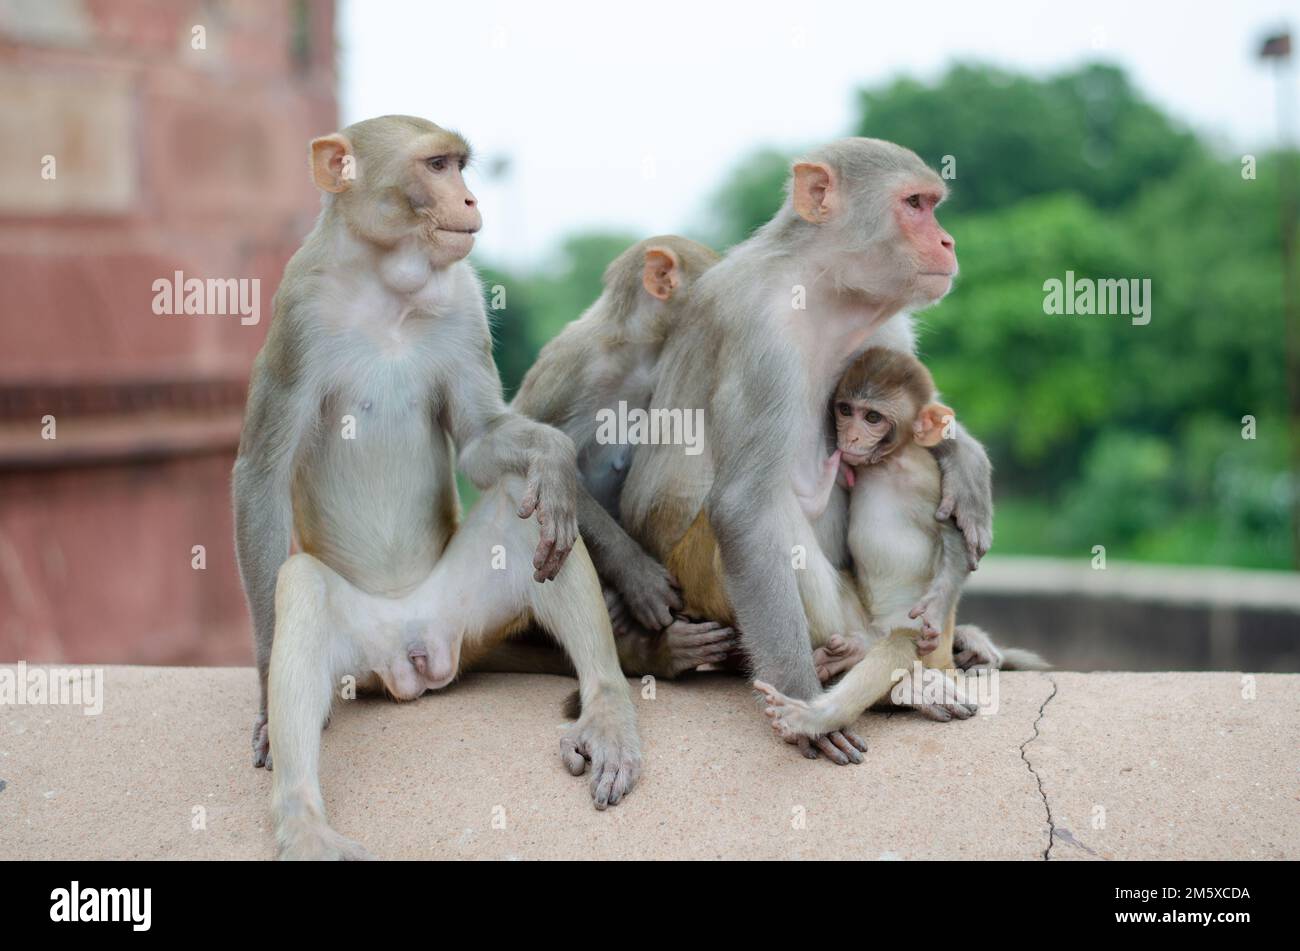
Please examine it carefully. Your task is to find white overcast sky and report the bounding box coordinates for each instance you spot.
[340,0,1297,266]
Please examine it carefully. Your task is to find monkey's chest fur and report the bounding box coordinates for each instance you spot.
[292,322,459,598]
[847,445,945,619]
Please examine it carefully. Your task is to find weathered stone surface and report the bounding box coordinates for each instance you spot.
[2,666,1291,860]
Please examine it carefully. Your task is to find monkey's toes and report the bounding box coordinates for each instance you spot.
[665,618,738,673]
[559,736,589,776]
[252,714,271,769]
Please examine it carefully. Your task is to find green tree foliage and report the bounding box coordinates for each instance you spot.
[478,62,1296,569]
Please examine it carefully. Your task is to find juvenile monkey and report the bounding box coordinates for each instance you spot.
[756,347,979,738]
[510,237,736,677]
[233,116,639,860]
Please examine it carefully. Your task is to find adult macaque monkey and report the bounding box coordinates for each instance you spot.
[620,138,995,764]
[510,237,737,677]
[233,116,639,859]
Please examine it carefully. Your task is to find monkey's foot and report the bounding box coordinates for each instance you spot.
[662,616,738,675]
[277,820,374,861]
[952,624,1004,671]
[753,681,867,765]
[252,712,272,770]
[560,690,642,810]
[893,670,978,722]
[813,634,867,683]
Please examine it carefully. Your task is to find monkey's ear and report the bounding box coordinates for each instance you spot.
[792,162,836,223]
[914,402,955,447]
[310,134,353,193]
[642,247,681,301]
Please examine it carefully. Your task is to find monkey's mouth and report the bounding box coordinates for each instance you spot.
[840,449,870,467]
[437,227,480,235]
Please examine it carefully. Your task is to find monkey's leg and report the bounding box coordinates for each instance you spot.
[756,630,916,740]
[267,554,372,861]
[448,480,643,809]
[529,544,642,809]
[878,608,977,722]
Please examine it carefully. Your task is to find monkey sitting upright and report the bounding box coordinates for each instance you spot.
[509,237,737,678]
[756,347,982,738]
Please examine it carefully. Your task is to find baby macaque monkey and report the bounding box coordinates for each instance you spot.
[758,347,978,738]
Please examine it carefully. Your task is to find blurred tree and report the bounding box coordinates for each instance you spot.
[854,63,1205,214]
[477,62,1294,568]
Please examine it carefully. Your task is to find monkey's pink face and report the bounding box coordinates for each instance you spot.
[893,186,957,303]
[834,397,899,466]
[381,636,461,701]
[407,147,482,266]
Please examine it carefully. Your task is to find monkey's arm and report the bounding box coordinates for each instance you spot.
[909,524,971,647]
[705,358,824,702]
[447,341,579,582]
[791,449,843,520]
[232,342,320,737]
[928,422,993,570]
[575,487,683,629]
[512,346,682,625]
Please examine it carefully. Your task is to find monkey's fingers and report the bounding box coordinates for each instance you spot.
[532,513,561,581]
[827,730,866,763]
[934,495,956,522]
[560,736,589,776]
[839,729,869,754]
[517,479,540,519]
[795,735,819,758]
[812,734,852,766]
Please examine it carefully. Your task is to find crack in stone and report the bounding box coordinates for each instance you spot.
[1019,674,1058,860]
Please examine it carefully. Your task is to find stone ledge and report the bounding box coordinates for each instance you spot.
[0,667,1295,860]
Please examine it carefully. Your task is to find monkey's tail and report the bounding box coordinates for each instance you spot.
[1000,648,1051,671]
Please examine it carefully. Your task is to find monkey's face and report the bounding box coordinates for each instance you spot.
[834,396,902,466]
[403,136,482,267]
[801,160,957,310]
[890,183,957,307]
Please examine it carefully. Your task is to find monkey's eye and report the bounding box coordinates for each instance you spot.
[836,402,852,416]
[426,156,448,172]
[905,194,922,209]
[866,410,884,424]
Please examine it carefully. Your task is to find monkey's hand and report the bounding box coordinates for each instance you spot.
[560,687,642,810]
[934,429,993,570]
[907,593,953,656]
[813,633,868,683]
[612,549,683,631]
[754,680,867,764]
[518,455,579,582]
